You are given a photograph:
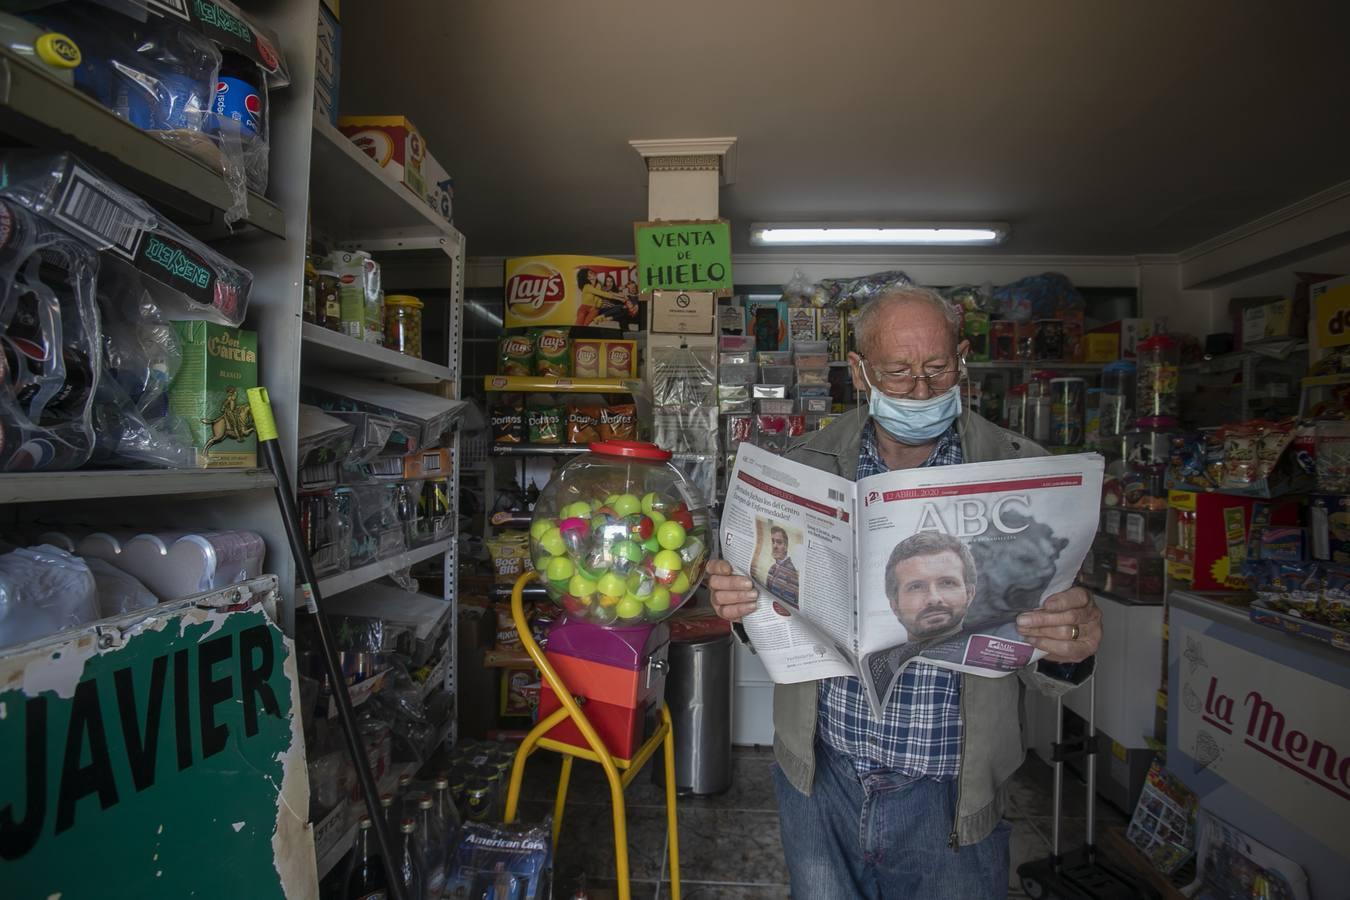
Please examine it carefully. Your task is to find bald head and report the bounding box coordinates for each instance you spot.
[852,287,961,357]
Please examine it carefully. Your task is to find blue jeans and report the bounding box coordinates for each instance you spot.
[774,739,1010,899]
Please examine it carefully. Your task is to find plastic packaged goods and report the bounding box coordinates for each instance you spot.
[75,529,265,600]
[384,294,423,358]
[302,373,468,451]
[0,545,100,649]
[315,269,341,332]
[1136,334,1180,419]
[0,152,254,324]
[0,13,80,84]
[1049,377,1086,448]
[85,556,158,617]
[0,198,102,471]
[207,51,270,194]
[445,820,553,900]
[327,250,382,344]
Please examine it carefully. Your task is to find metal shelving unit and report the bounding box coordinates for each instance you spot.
[490,443,590,458]
[0,468,276,504]
[301,322,456,384]
[315,537,454,597]
[483,374,635,393]
[0,46,285,236]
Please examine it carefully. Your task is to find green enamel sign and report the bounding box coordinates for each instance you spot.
[635,220,733,295]
[0,588,310,899]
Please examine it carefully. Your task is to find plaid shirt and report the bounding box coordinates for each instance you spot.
[817,420,965,780]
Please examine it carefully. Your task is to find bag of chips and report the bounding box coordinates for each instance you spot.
[532,328,571,377]
[527,406,563,444]
[486,532,532,585]
[491,404,524,443]
[599,403,637,440]
[498,333,535,375]
[566,405,600,444]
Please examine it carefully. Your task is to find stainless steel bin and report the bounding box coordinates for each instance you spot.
[660,630,733,795]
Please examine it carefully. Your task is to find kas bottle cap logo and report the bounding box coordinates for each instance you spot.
[506,262,566,318]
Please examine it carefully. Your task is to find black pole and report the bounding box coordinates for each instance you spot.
[247,388,406,900]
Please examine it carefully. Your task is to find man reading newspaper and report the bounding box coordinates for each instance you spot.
[709,287,1102,900]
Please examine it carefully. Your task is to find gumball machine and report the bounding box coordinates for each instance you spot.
[527,440,710,762]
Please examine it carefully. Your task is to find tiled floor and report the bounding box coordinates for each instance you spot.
[512,745,1128,899]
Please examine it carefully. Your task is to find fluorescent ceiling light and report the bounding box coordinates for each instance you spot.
[750,223,1008,246]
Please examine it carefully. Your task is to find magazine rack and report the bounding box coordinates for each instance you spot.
[502,571,682,900]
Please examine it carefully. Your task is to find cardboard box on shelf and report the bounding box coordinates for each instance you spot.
[1236,296,1306,346]
[1311,275,1350,360]
[1089,318,1154,360]
[169,323,258,469]
[1084,332,1120,363]
[314,1,340,126]
[504,255,640,331]
[421,150,453,225]
[338,115,428,200]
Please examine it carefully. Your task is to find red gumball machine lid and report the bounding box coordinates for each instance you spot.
[588,440,671,461]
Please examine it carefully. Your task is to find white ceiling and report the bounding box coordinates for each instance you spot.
[340,0,1350,258]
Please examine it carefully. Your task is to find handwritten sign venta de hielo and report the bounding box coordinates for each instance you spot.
[634,219,733,296]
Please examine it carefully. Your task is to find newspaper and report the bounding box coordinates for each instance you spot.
[721,443,1104,718]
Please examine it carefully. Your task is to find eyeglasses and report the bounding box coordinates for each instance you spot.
[860,356,964,397]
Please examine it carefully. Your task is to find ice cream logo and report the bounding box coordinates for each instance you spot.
[506,263,566,318]
[348,128,395,167]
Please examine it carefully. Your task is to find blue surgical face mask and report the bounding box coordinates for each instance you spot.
[862,368,963,445]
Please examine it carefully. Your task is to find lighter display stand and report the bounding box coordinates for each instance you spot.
[502,571,682,900]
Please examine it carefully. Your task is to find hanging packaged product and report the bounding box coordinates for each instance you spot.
[1136,334,1180,418]
[327,249,382,343]
[504,255,639,331]
[531,328,571,376]
[169,322,258,468]
[571,339,602,378]
[315,269,342,332]
[1049,377,1086,448]
[497,332,535,376]
[0,153,254,325]
[0,198,101,472]
[384,294,423,358]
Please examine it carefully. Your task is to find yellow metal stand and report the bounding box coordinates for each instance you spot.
[502,572,681,900]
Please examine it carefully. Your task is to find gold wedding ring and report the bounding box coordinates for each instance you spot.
[1070,624,1080,641]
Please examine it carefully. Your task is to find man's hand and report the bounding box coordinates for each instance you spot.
[1016,586,1102,663]
[707,559,760,622]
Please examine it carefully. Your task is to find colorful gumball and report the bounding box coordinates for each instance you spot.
[670,570,691,595]
[539,526,567,557]
[545,555,575,582]
[641,535,662,554]
[561,501,591,520]
[612,493,641,517]
[627,567,655,598]
[653,549,682,584]
[568,573,598,598]
[530,518,556,541]
[562,593,588,616]
[591,603,617,625]
[559,517,591,555]
[597,572,628,601]
[647,586,672,613]
[628,514,654,541]
[678,537,705,565]
[616,595,644,620]
[641,492,662,515]
[647,508,667,526]
[670,507,695,531]
[656,520,687,550]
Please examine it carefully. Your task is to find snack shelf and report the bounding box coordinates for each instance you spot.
[489,444,590,458]
[483,375,635,393]
[0,46,285,237]
[0,468,276,504]
[490,583,549,602]
[315,537,453,598]
[309,112,463,249]
[301,322,455,384]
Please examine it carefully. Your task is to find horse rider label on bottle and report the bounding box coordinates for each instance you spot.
[169,321,259,468]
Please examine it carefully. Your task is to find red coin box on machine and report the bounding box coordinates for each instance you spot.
[537,618,670,762]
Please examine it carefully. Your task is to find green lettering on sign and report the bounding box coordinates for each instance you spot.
[634,220,733,294]
[0,606,300,899]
